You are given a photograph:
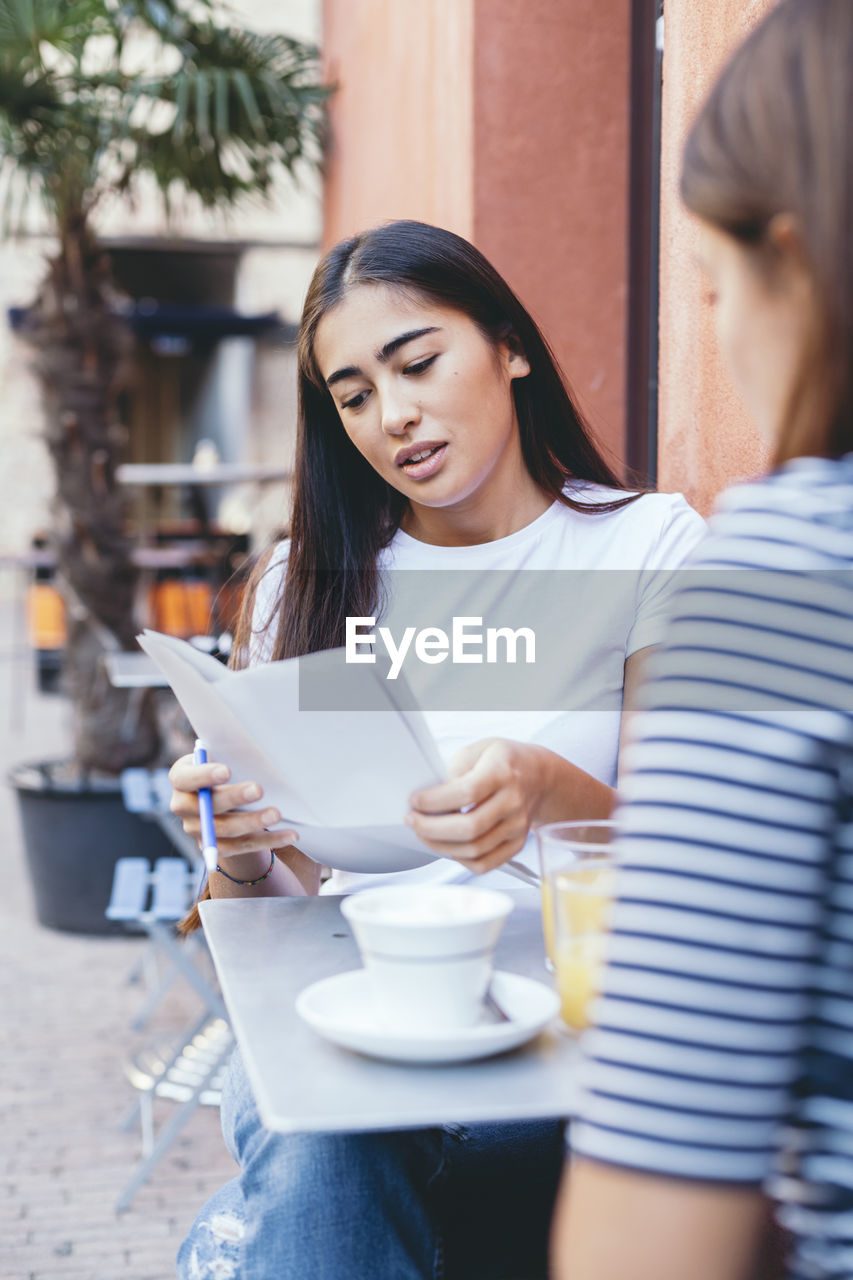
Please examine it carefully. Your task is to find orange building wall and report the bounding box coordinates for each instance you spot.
[322,0,631,467]
[321,0,474,242]
[657,0,773,515]
[471,0,630,467]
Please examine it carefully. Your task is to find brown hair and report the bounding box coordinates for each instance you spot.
[243,219,640,668]
[680,0,853,464]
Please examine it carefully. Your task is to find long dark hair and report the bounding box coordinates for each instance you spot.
[681,0,853,465]
[239,219,638,664]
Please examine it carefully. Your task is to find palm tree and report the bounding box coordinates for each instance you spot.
[0,0,329,771]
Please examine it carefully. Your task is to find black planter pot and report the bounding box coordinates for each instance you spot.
[10,760,177,935]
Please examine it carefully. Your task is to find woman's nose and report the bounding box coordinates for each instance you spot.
[380,386,421,436]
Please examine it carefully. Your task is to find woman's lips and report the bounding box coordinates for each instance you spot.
[396,442,448,480]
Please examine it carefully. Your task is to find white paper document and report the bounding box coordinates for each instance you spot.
[137,630,445,873]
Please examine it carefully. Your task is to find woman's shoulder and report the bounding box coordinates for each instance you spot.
[265,538,291,575]
[253,538,290,606]
[566,480,699,519]
[563,482,707,563]
[704,456,853,568]
[248,539,291,661]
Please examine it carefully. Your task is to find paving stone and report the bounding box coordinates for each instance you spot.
[1,629,235,1280]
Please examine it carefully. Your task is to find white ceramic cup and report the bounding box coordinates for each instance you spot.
[340,884,514,1033]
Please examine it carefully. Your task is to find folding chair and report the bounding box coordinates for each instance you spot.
[106,854,225,1027]
[106,768,234,1211]
[111,767,211,1028]
[115,1012,234,1212]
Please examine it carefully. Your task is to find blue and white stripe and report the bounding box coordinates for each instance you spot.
[571,456,853,1280]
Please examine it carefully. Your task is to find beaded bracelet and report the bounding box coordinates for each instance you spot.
[215,852,276,886]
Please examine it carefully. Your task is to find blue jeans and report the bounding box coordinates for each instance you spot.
[177,1048,566,1280]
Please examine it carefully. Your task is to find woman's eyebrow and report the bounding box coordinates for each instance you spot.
[325,327,441,388]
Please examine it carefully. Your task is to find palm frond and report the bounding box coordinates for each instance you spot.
[0,0,331,228]
[0,0,112,53]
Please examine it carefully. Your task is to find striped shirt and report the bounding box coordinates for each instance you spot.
[571,455,853,1280]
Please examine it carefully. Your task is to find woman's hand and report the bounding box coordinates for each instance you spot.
[406,739,552,872]
[406,738,615,874]
[168,754,296,861]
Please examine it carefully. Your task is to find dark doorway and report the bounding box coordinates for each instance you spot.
[625,0,663,486]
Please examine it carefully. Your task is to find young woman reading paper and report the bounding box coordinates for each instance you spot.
[170,221,705,1279]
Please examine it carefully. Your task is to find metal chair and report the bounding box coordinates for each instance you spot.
[115,1013,234,1212]
[107,767,234,1211]
[110,768,214,1027]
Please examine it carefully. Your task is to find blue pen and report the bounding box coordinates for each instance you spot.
[193,739,219,873]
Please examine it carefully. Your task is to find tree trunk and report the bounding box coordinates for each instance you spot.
[24,219,159,773]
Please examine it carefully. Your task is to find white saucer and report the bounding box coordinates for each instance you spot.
[295,969,561,1064]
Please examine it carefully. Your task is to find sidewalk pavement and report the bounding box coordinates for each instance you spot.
[0,621,236,1280]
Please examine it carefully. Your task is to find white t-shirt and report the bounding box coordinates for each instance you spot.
[253,484,707,893]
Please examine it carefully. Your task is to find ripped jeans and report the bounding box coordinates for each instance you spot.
[176,1048,565,1280]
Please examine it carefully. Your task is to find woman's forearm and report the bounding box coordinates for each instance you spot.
[534,747,616,827]
[208,845,322,900]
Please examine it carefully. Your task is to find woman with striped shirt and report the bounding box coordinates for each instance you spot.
[553,3,853,1279]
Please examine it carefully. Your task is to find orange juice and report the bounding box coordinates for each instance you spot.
[554,933,608,1030]
[541,874,556,965]
[541,862,613,1031]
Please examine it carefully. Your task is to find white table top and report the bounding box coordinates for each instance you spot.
[103,651,168,688]
[116,462,291,486]
[199,894,580,1135]
[0,545,219,571]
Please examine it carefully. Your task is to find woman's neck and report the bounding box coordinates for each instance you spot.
[400,479,554,547]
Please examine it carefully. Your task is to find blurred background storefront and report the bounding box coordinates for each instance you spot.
[0,0,321,599]
[0,0,777,617]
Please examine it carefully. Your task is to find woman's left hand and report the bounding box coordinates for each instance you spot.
[405,738,557,873]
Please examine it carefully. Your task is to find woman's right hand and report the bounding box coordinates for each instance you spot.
[168,754,291,860]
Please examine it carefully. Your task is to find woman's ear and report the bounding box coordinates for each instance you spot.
[766,213,810,273]
[505,331,531,380]
[765,214,817,316]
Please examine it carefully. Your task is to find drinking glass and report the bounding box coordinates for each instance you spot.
[537,820,616,1032]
